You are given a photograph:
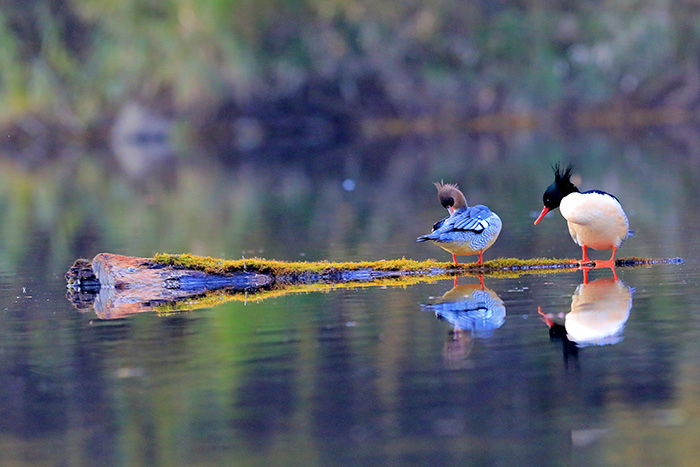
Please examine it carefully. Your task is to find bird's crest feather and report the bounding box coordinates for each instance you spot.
[434,180,468,210]
[552,162,574,183]
[553,162,574,184]
[434,180,460,191]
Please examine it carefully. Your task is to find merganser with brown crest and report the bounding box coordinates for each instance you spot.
[417,182,502,265]
[534,164,631,265]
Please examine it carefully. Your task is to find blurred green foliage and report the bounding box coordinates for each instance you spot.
[0,0,697,127]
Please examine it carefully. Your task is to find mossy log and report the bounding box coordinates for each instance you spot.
[65,252,683,319]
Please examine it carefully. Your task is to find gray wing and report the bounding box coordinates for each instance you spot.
[450,205,494,233]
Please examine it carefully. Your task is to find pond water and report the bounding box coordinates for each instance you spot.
[1,130,699,465]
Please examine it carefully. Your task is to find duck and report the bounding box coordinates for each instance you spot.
[538,276,633,348]
[565,276,632,346]
[417,182,502,265]
[422,284,506,338]
[534,163,631,265]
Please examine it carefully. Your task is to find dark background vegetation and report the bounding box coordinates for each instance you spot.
[3,0,700,156]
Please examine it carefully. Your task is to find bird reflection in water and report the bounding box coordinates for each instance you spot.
[539,270,633,367]
[422,277,506,367]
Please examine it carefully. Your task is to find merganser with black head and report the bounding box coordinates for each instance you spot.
[417,182,502,265]
[534,163,631,265]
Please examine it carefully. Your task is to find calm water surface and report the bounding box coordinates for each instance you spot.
[0,134,699,466]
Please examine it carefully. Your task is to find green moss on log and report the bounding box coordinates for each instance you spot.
[153,252,451,275]
[152,253,682,279]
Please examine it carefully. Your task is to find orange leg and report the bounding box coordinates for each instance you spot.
[453,275,459,288]
[478,274,485,290]
[580,245,591,263]
[452,253,458,266]
[594,259,619,282]
[581,266,591,284]
[592,247,618,279]
[593,261,618,281]
[476,250,484,265]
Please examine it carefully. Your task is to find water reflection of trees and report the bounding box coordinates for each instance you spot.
[0,130,695,277]
[0,265,690,464]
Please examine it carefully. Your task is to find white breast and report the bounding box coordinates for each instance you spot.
[559,192,629,250]
[565,278,632,346]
